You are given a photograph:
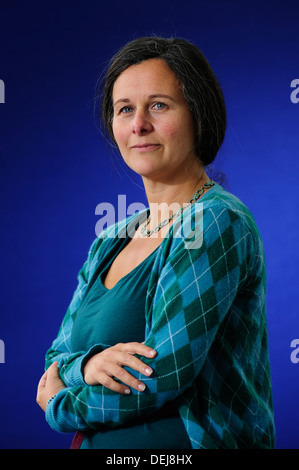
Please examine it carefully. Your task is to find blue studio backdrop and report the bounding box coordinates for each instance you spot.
[0,0,298,449]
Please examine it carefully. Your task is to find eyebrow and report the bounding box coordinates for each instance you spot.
[113,94,176,107]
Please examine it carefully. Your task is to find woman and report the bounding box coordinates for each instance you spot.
[36,37,275,449]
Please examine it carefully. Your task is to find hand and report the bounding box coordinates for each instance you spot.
[83,342,157,394]
[36,362,66,412]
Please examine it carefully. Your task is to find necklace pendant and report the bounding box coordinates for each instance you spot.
[140,180,215,237]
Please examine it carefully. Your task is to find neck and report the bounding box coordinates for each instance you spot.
[142,168,210,228]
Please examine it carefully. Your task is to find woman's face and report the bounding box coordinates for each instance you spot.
[112,58,200,183]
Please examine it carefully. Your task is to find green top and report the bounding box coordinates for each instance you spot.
[71,236,191,449]
[45,184,275,449]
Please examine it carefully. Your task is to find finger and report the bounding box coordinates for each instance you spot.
[47,361,59,372]
[37,370,48,392]
[45,361,59,379]
[36,370,49,404]
[102,349,154,378]
[120,352,154,378]
[108,364,147,393]
[97,372,131,395]
[117,342,157,358]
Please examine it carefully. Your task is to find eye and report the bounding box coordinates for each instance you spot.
[119,106,133,114]
[152,102,167,110]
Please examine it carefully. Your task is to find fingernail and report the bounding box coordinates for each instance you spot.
[149,350,156,357]
[138,383,146,391]
[124,388,131,394]
[145,367,152,376]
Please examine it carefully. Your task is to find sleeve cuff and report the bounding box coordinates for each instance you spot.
[45,388,86,433]
[59,344,104,387]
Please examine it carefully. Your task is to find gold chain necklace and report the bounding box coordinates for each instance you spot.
[140,180,215,237]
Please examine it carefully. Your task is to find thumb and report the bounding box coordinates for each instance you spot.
[37,369,48,392]
[46,361,59,378]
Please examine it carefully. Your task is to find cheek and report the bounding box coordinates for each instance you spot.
[159,111,194,141]
[158,120,181,139]
[163,114,196,146]
[112,121,126,147]
[159,123,192,145]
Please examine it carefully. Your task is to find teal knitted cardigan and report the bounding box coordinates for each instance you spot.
[45,184,275,449]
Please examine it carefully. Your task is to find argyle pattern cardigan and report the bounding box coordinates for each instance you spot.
[45,184,275,449]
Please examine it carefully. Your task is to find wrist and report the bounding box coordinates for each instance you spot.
[47,394,57,407]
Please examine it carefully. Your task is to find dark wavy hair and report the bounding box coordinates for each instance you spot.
[96,36,226,167]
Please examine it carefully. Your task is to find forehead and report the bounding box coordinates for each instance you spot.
[112,59,181,100]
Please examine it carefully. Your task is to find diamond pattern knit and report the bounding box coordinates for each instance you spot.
[44,184,275,449]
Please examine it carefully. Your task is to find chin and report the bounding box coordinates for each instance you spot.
[124,158,164,178]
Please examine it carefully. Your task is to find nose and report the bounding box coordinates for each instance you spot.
[131,109,153,135]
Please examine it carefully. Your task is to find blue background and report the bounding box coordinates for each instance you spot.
[0,0,298,449]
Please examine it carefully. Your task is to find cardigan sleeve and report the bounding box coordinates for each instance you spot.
[45,236,106,387]
[45,203,262,433]
[45,216,137,387]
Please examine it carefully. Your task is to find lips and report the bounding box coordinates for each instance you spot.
[130,144,161,152]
